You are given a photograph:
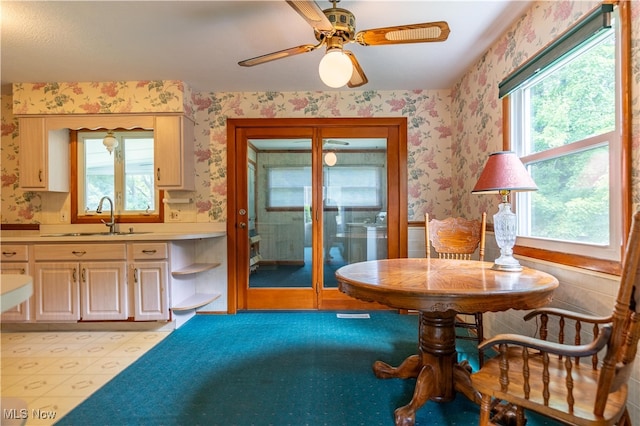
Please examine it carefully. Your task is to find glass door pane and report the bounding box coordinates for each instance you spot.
[322,138,388,288]
[248,139,312,289]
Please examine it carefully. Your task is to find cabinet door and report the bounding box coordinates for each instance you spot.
[81,261,127,320]
[154,116,194,190]
[18,117,46,189]
[0,262,31,321]
[18,117,70,191]
[34,262,80,321]
[132,261,169,321]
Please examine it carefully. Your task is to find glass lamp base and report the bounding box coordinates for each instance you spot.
[492,201,522,272]
[491,261,523,272]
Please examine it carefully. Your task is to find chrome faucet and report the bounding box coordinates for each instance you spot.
[96,196,116,233]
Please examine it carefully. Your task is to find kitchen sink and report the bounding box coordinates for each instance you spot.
[42,232,151,237]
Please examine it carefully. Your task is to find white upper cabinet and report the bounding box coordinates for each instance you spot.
[154,115,195,191]
[18,117,69,191]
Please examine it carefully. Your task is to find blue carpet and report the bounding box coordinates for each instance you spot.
[249,261,344,288]
[250,247,345,288]
[56,312,561,426]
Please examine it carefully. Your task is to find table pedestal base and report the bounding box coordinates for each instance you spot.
[373,311,481,426]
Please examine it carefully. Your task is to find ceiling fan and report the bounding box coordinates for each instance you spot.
[238,0,451,88]
[292,139,349,145]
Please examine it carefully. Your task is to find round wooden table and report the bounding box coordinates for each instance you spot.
[336,258,559,426]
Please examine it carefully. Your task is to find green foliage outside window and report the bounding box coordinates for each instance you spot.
[521,34,615,245]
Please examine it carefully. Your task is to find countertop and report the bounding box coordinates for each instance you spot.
[1,223,226,243]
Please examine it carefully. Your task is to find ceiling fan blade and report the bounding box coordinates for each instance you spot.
[344,51,368,88]
[286,0,334,33]
[324,139,350,146]
[238,44,319,67]
[355,21,450,46]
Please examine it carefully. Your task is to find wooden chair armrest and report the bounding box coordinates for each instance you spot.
[523,307,611,324]
[478,324,612,357]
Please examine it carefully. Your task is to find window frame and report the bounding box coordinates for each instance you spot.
[71,129,164,224]
[502,2,632,275]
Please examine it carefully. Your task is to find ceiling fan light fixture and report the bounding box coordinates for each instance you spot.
[318,48,353,88]
[324,151,337,166]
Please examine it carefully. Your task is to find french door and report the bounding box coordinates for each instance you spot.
[227,118,407,312]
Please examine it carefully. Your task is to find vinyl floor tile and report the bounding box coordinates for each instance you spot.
[4,357,58,375]
[1,329,170,425]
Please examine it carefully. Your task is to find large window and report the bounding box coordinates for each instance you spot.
[505,4,624,263]
[76,130,160,220]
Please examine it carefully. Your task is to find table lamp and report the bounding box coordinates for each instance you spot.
[472,151,537,272]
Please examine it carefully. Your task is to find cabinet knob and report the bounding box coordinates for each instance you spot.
[2,251,17,257]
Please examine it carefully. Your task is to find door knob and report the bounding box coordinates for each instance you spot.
[239,222,246,228]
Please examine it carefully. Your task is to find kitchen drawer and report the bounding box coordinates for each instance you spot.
[130,243,168,260]
[1,245,29,261]
[34,244,126,261]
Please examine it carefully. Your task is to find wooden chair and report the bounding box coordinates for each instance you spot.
[471,210,640,426]
[425,212,487,367]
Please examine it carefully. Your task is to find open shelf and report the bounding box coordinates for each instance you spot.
[171,262,220,277]
[171,293,221,312]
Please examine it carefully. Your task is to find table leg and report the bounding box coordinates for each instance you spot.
[373,311,459,426]
[373,354,421,379]
[394,364,436,426]
[454,361,482,404]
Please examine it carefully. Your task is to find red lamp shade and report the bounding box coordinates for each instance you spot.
[472,151,538,193]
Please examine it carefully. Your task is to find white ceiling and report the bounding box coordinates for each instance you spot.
[1,0,533,93]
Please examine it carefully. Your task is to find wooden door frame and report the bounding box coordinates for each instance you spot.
[226,117,408,313]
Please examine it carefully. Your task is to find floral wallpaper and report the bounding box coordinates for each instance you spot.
[11,80,191,117]
[2,0,639,227]
[0,97,41,222]
[2,88,453,224]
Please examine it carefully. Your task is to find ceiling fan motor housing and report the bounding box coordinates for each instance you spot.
[316,7,355,43]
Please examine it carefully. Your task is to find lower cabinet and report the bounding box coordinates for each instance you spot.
[1,244,31,321]
[81,262,127,320]
[34,260,127,321]
[130,243,170,321]
[34,262,80,321]
[33,244,127,322]
[132,262,168,321]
